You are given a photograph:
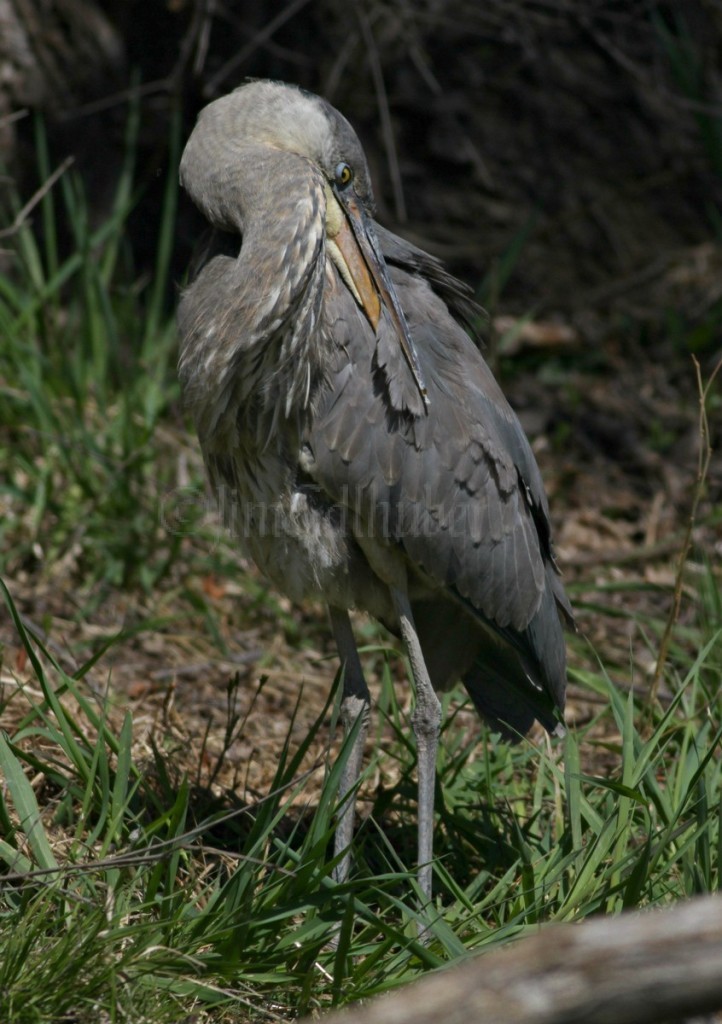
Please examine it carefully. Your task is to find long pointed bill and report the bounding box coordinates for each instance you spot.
[329,187,429,410]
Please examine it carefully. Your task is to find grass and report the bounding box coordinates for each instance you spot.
[0,110,181,593]
[1,580,719,1022]
[1,117,721,1023]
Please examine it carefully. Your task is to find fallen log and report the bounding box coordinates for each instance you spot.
[324,895,722,1024]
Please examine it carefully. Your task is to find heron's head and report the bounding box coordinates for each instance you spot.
[181,79,375,223]
[180,80,428,410]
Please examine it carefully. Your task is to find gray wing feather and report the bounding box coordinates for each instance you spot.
[375,223,485,343]
[308,260,571,731]
[311,270,550,633]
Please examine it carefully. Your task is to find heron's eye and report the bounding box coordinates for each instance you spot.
[335,162,354,188]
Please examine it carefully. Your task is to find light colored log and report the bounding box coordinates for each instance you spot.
[324,896,722,1024]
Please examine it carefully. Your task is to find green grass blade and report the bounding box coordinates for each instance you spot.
[0,732,58,872]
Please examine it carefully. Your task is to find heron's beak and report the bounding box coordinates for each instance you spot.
[328,187,429,410]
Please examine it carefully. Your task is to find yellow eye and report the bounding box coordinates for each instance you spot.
[335,162,354,188]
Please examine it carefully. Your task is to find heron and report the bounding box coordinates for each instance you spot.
[177,80,573,902]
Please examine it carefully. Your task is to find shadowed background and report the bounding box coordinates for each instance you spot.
[3,0,722,333]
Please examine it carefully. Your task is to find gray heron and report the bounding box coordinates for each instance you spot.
[177,79,573,901]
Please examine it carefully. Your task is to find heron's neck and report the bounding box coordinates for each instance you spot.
[178,151,329,444]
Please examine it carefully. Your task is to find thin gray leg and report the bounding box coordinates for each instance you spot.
[391,587,441,905]
[328,605,371,884]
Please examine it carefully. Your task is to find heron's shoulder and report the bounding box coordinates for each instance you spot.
[374,223,485,343]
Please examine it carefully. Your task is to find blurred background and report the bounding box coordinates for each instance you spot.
[4,0,722,327]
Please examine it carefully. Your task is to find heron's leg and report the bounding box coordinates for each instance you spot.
[328,606,371,884]
[391,587,441,905]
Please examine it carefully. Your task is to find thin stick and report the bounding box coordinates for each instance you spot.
[0,156,74,240]
[648,354,722,704]
[203,0,314,96]
[358,9,407,222]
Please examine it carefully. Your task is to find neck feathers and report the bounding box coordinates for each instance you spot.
[178,149,328,444]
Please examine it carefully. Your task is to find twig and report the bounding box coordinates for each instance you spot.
[324,32,361,98]
[192,0,215,78]
[149,651,263,681]
[564,534,683,568]
[648,354,722,704]
[0,108,30,128]
[0,761,322,885]
[0,156,74,240]
[358,8,407,222]
[203,0,313,96]
[56,80,170,120]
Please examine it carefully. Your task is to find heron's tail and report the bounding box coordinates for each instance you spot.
[462,565,568,741]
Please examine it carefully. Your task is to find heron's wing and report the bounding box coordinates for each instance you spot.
[308,266,570,716]
[312,268,553,628]
[375,223,485,344]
